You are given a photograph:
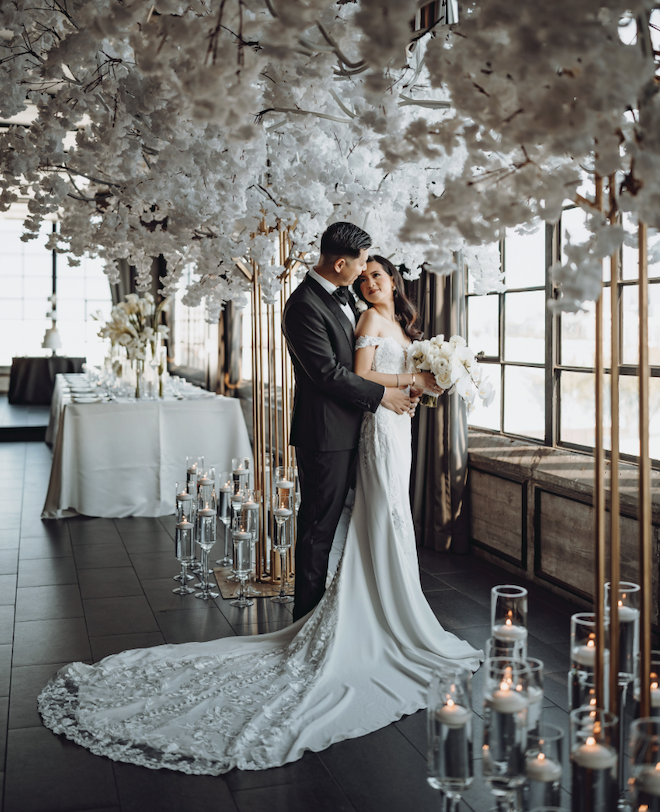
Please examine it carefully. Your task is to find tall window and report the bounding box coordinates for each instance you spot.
[467,227,547,440]
[173,265,215,371]
[467,210,660,462]
[0,216,112,366]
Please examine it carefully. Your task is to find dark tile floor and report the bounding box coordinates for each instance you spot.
[0,397,50,429]
[0,441,583,812]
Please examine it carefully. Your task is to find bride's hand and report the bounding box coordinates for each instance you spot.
[417,372,442,393]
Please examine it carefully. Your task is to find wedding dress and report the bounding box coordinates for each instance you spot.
[38,335,482,775]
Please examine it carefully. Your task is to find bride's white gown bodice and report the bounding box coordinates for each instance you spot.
[38,335,482,775]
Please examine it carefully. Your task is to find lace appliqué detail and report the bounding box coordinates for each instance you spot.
[38,566,343,776]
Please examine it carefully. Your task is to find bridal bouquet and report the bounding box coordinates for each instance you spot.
[408,334,495,411]
[97,293,169,361]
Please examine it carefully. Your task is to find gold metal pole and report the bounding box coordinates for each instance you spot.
[639,220,653,719]
[251,269,266,580]
[608,175,621,721]
[594,174,607,708]
[258,267,271,581]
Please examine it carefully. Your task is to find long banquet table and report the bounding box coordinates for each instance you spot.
[42,374,253,519]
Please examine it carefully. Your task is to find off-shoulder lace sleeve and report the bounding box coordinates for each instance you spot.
[355,335,381,350]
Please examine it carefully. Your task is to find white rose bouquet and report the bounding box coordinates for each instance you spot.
[408,334,495,411]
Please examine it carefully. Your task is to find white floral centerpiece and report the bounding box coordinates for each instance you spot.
[98,293,169,361]
[96,294,169,397]
[408,334,495,411]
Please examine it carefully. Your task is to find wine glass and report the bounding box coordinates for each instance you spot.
[427,667,473,812]
[270,492,293,605]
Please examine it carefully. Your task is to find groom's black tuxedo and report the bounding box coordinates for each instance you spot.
[282,274,384,619]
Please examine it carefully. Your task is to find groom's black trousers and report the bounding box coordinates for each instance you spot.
[292,446,358,621]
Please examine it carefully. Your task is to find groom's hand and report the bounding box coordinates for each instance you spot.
[408,387,422,417]
[381,387,411,415]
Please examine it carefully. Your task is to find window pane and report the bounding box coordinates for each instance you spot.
[467,294,499,357]
[622,219,660,281]
[562,207,610,283]
[560,289,611,368]
[621,283,660,366]
[468,363,501,431]
[504,227,545,289]
[504,290,546,363]
[503,365,544,439]
[560,370,613,449]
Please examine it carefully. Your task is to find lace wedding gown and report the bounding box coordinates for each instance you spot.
[38,335,482,775]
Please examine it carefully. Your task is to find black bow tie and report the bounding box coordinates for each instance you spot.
[333,287,352,306]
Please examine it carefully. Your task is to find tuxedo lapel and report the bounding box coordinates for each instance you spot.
[304,275,355,349]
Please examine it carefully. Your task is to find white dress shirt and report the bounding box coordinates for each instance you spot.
[307,269,356,329]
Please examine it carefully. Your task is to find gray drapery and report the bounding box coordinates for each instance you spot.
[407,256,469,553]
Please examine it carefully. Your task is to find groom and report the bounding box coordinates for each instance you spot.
[282,222,411,621]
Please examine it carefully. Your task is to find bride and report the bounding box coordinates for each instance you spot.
[38,255,482,776]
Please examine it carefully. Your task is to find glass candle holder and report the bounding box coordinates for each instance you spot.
[271,492,293,605]
[427,667,473,812]
[524,723,564,811]
[569,613,610,712]
[173,518,195,595]
[491,585,528,658]
[482,657,530,809]
[230,530,253,608]
[194,505,218,601]
[527,657,545,739]
[569,707,617,812]
[634,652,660,720]
[215,471,233,567]
[197,475,214,511]
[630,718,660,811]
[186,456,203,490]
[275,466,295,513]
[232,457,250,492]
[605,581,640,684]
[241,489,261,597]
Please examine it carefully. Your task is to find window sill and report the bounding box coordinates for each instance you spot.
[468,429,660,523]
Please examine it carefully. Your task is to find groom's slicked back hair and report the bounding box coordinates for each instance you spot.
[320,222,372,259]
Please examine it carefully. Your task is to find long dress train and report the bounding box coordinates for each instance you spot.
[38,335,482,775]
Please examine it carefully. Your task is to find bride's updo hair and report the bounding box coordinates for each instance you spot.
[353,255,423,341]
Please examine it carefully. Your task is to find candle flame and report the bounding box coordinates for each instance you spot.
[499,681,510,692]
[618,599,623,608]
[505,618,512,627]
[515,684,523,692]
[538,752,545,762]
[446,699,455,708]
[587,639,595,648]
[653,682,659,690]
[586,736,596,746]
[656,763,660,772]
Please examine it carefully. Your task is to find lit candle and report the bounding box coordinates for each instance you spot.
[187,464,197,474]
[197,476,212,487]
[243,501,259,511]
[486,681,528,713]
[617,603,639,623]
[651,680,660,708]
[276,479,294,489]
[573,637,597,667]
[572,737,617,770]
[435,699,470,729]
[274,507,292,519]
[492,617,528,642]
[526,752,562,783]
[636,763,660,797]
[233,465,247,476]
[220,483,232,493]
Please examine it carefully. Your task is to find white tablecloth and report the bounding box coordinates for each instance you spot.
[43,375,253,518]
